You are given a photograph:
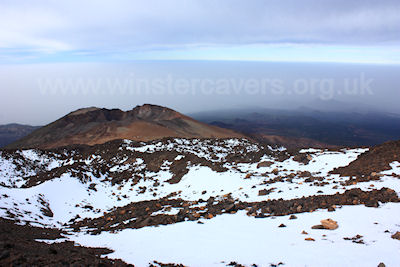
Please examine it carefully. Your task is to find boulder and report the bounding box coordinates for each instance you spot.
[312,218,338,230]
[258,189,269,196]
[257,161,273,168]
[321,218,338,230]
[392,231,400,240]
[205,213,214,219]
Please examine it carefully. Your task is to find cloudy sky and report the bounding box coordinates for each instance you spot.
[1,0,400,125]
[1,0,400,64]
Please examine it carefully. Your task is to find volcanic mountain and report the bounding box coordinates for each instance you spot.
[6,104,245,149]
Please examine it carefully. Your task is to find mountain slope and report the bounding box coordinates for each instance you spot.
[6,104,245,149]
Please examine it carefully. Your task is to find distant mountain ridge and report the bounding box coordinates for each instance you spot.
[6,104,245,149]
[191,107,400,147]
[0,124,40,148]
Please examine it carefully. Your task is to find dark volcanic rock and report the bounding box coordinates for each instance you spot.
[0,218,130,266]
[331,140,400,179]
[72,188,399,234]
[257,161,273,168]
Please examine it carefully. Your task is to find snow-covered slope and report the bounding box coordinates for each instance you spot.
[1,138,400,266]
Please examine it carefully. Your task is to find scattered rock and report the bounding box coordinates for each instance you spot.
[311,224,325,230]
[293,154,312,164]
[289,215,297,220]
[278,224,286,228]
[305,237,315,241]
[301,231,308,235]
[391,231,400,240]
[119,210,126,215]
[205,214,214,219]
[344,234,364,244]
[327,206,336,212]
[227,261,246,267]
[71,188,399,233]
[224,204,236,212]
[151,260,185,267]
[378,263,386,267]
[88,183,97,191]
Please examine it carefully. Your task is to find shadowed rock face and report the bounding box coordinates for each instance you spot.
[6,104,245,149]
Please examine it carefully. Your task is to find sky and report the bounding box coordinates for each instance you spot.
[1,0,400,64]
[0,0,399,124]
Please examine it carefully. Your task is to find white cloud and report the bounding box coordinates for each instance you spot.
[0,0,399,61]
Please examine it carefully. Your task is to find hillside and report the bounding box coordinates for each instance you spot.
[6,104,245,149]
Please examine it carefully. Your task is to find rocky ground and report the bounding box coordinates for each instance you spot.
[0,217,130,266]
[1,138,400,266]
[70,187,399,234]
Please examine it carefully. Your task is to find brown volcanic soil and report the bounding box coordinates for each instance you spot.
[0,218,130,266]
[6,104,245,149]
[331,140,400,178]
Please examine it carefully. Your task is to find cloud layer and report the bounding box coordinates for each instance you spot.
[0,0,399,62]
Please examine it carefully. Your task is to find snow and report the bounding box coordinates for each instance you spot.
[123,138,261,162]
[267,145,287,152]
[0,172,172,226]
[0,144,386,226]
[280,148,368,176]
[70,203,400,267]
[2,155,398,228]
[20,150,41,162]
[299,148,322,153]
[381,161,400,175]
[174,155,184,161]
[0,154,36,187]
[1,138,400,266]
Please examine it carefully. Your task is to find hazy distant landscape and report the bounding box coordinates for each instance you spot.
[192,105,400,147]
[0,124,40,148]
